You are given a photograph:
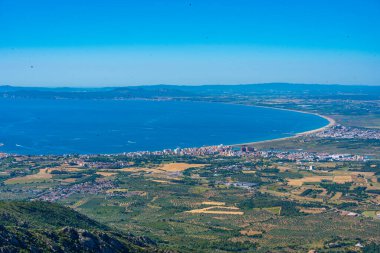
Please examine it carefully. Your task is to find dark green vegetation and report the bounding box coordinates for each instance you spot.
[0,153,379,252]
[0,201,163,252]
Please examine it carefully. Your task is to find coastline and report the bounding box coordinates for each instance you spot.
[0,101,336,155]
[232,105,336,147]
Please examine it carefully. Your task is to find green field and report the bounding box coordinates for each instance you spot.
[1,154,379,252]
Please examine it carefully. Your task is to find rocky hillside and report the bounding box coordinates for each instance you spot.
[0,201,164,253]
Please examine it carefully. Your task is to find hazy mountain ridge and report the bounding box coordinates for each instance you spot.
[1,83,379,100]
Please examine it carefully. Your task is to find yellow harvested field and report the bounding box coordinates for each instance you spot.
[49,166,82,172]
[331,192,343,200]
[158,163,206,172]
[242,171,256,174]
[186,206,243,215]
[187,210,244,215]
[367,182,380,191]
[288,175,352,186]
[96,171,117,177]
[240,230,262,236]
[60,178,77,183]
[63,167,82,172]
[201,201,225,206]
[119,202,131,207]
[375,195,380,204]
[333,175,353,183]
[5,168,52,184]
[115,164,205,177]
[353,177,367,185]
[299,207,326,214]
[150,179,175,184]
[288,176,331,186]
[348,172,375,177]
[210,206,240,210]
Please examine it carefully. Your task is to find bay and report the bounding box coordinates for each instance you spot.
[0,98,328,155]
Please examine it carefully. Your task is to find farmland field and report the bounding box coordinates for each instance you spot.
[1,152,379,252]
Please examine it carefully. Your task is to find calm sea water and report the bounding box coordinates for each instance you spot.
[0,98,328,155]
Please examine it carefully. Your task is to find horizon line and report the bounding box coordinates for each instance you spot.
[1,82,380,89]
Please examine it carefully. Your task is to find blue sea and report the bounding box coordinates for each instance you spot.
[0,98,328,155]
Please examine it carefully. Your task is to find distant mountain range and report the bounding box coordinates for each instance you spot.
[1,83,380,100]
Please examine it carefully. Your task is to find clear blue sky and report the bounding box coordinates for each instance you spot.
[1,0,379,86]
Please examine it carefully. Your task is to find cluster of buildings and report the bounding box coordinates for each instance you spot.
[259,151,365,162]
[224,181,258,191]
[0,144,366,169]
[37,178,146,203]
[37,179,114,202]
[98,144,366,162]
[314,125,380,140]
[116,144,236,157]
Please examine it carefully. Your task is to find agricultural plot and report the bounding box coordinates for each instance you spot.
[158,163,206,172]
[362,210,380,219]
[287,175,352,186]
[287,170,377,188]
[254,206,282,215]
[186,202,244,215]
[1,154,380,252]
[95,171,117,177]
[299,207,326,214]
[5,168,52,184]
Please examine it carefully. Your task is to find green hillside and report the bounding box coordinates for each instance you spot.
[0,201,163,253]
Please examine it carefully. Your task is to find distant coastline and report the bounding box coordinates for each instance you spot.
[233,105,336,147]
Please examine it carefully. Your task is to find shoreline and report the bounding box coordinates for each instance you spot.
[231,105,336,147]
[0,101,336,155]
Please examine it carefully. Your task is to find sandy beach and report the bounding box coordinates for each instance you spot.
[233,106,336,147]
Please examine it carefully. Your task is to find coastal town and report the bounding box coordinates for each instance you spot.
[314,125,380,140]
[0,143,367,166]
[116,144,367,162]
